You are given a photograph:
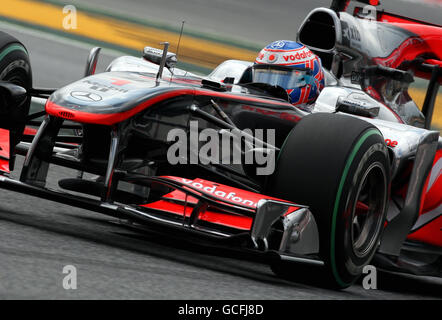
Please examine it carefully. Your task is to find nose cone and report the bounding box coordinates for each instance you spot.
[45,71,194,125]
[47,71,161,114]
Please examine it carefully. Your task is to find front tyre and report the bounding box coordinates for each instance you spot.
[266,113,390,288]
[0,31,32,125]
[0,31,32,169]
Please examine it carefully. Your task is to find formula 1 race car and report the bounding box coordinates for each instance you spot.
[0,0,440,289]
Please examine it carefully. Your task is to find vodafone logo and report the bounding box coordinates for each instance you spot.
[256,46,314,65]
[283,50,312,62]
[181,178,257,207]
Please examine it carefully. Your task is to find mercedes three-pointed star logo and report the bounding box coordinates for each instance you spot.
[70,91,102,102]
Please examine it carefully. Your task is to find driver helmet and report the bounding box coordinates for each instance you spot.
[254,40,324,108]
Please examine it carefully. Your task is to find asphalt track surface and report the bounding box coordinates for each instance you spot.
[0,2,442,300]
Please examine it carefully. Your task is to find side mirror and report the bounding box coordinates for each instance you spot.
[0,81,27,116]
[336,95,379,118]
[143,46,177,69]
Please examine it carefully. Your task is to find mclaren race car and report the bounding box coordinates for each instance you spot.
[0,0,440,288]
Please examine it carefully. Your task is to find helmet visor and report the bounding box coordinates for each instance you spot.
[251,65,313,90]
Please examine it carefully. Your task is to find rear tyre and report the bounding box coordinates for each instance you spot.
[266,113,390,289]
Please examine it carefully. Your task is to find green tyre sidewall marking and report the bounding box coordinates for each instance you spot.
[0,43,28,63]
[330,128,382,288]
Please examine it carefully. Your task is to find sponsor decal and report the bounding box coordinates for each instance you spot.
[343,24,361,42]
[269,40,286,49]
[385,139,398,148]
[283,50,313,62]
[82,79,129,93]
[111,78,132,86]
[351,71,362,84]
[70,91,102,102]
[257,47,314,65]
[180,178,257,207]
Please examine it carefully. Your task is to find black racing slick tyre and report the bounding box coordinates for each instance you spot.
[0,31,32,162]
[266,113,390,289]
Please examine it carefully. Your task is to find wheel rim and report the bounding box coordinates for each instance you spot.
[350,162,387,258]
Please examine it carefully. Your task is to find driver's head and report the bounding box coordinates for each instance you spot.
[254,40,324,107]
